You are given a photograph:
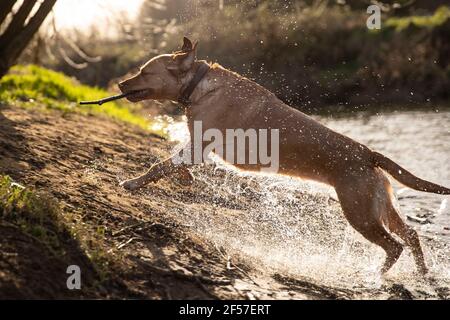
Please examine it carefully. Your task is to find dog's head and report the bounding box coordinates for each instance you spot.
[118,37,198,102]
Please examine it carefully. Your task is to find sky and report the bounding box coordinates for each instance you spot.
[52,0,144,31]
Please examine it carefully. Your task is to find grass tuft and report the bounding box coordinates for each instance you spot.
[386,6,450,31]
[0,175,63,253]
[0,65,163,135]
[0,175,114,279]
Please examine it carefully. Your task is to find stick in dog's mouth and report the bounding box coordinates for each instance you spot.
[79,90,147,106]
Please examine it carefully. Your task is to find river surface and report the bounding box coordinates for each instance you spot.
[319,110,450,240]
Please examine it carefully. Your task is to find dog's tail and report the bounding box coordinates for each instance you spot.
[372,151,450,195]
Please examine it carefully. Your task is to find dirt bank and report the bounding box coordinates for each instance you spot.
[0,106,447,299]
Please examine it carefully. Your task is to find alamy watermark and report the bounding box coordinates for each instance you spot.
[367,5,381,30]
[66,265,81,290]
[172,121,280,173]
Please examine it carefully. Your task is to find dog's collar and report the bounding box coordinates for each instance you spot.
[178,63,210,107]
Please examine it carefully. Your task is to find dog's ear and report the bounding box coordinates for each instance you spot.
[167,41,198,74]
[181,37,193,52]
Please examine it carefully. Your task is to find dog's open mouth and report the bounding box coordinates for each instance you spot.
[125,89,152,101]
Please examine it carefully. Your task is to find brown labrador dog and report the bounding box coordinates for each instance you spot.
[118,37,450,275]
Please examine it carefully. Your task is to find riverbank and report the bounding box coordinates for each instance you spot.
[1,105,449,299]
[2,63,450,298]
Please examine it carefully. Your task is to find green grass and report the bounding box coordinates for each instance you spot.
[0,175,114,279]
[0,175,64,253]
[0,65,162,134]
[386,6,450,31]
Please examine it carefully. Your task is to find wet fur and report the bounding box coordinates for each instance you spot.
[118,37,450,275]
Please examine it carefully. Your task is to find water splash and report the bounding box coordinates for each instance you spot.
[159,114,450,297]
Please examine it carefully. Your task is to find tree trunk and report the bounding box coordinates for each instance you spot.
[0,0,37,49]
[0,0,56,78]
[0,0,16,26]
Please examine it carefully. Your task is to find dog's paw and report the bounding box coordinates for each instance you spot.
[174,167,194,186]
[119,179,141,191]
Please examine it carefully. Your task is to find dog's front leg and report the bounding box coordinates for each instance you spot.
[120,143,197,191]
[120,158,193,191]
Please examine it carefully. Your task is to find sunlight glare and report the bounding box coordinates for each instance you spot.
[53,0,144,32]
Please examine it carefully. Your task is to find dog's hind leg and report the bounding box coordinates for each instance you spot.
[334,169,404,274]
[373,171,428,275]
[384,200,428,274]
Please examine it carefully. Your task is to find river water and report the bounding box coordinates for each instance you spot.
[319,110,450,240]
[161,108,450,298]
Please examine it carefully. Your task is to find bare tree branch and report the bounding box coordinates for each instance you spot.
[0,0,37,48]
[0,0,16,26]
[57,45,88,69]
[0,0,57,77]
[63,37,102,63]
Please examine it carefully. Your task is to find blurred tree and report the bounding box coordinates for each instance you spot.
[0,0,56,78]
[138,0,190,52]
[338,0,446,14]
[0,0,16,27]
